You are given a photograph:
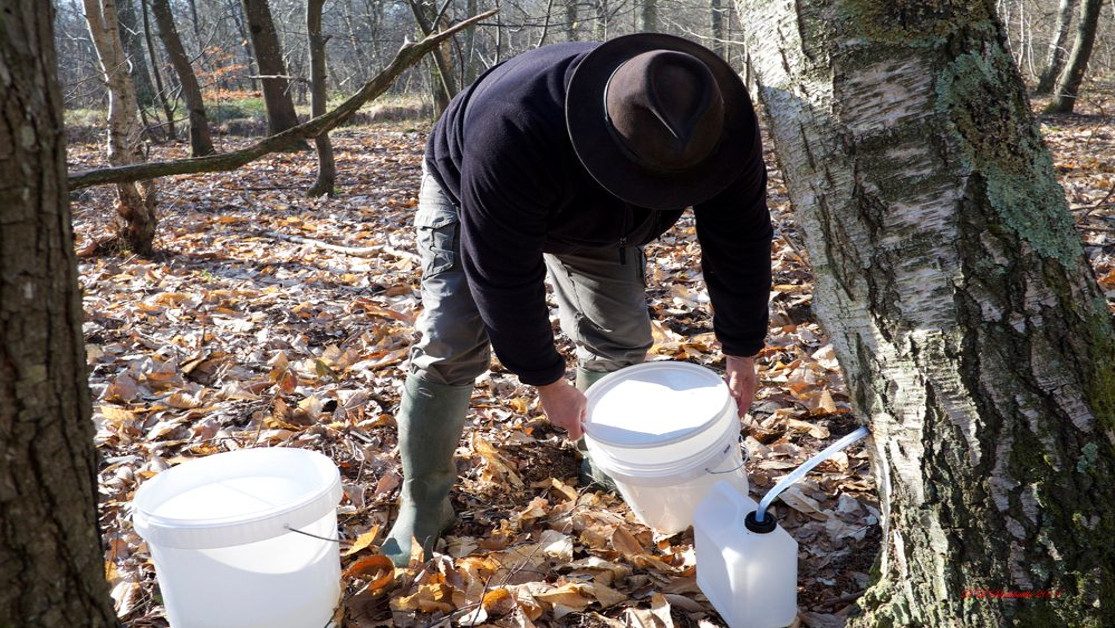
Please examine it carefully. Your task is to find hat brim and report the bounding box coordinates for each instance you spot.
[566,33,757,210]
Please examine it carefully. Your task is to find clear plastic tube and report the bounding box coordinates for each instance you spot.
[755,426,871,522]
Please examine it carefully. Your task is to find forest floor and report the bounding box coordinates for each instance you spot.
[69,93,1115,627]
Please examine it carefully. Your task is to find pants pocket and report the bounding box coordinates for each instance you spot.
[415,211,458,277]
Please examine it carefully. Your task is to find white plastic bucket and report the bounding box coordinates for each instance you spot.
[584,361,749,534]
[132,447,344,628]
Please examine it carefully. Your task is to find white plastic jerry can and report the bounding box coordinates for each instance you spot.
[694,480,798,628]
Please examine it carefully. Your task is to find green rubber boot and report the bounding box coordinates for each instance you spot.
[381,375,471,567]
[575,367,619,493]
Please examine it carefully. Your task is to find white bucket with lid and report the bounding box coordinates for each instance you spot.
[584,361,749,534]
[132,447,344,628]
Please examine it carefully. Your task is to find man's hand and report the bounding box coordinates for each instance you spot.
[537,377,587,440]
[725,354,758,416]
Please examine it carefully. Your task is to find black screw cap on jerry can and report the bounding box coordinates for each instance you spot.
[745,509,777,534]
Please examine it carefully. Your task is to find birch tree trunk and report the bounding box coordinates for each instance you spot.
[84,0,159,255]
[150,0,214,156]
[0,1,117,623]
[307,0,335,197]
[1035,0,1077,95]
[1048,0,1104,113]
[735,1,1115,625]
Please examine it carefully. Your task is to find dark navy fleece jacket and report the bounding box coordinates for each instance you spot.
[425,41,772,386]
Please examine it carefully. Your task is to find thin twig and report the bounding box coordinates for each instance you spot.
[253,229,420,263]
[1076,180,1115,219]
[432,0,455,27]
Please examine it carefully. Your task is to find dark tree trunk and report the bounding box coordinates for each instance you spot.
[115,0,155,108]
[241,0,303,136]
[537,0,556,46]
[341,0,372,82]
[360,0,386,69]
[185,0,201,40]
[565,0,578,41]
[150,0,214,156]
[407,0,458,117]
[227,0,260,91]
[141,0,177,140]
[0,1,118,624]
[307,0,335,197]
[736,0,1115,625]
[709,0,724,56]
[464,0,480,82]
[1048,0,1104,113]
[593,0,607,39]
[642,0,657,31]
[1035,0,1077,94]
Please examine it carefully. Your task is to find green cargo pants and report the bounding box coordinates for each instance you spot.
[408,165,653,386]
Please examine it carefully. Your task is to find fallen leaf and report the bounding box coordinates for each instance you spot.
[373,471,401,496]
[818,388,838,413]
[343,524,382,556]
[533,582,594,611]
[483,587,518,617]
[391,582,455,613]
[343,554,395,593]
[100,404,136,424]
[104,374,139,402]
[538,529,573,562]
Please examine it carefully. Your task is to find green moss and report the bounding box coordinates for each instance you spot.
[854,573,897,628]
[935,50,1083,265]
[838,0,992,45]
[1085,307,1115,433]
[1076,443,1100,473]
[1006,373,1115,624]
[853,585,899,628]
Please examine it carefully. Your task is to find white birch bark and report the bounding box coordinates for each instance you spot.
[84,0,158,254]
[734,1,1115,624]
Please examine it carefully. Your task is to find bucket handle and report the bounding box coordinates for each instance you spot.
[284,525,341,543]
[704,434,749,475]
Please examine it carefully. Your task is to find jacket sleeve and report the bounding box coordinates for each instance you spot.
[692,123,773,358]
[456,113,566,386]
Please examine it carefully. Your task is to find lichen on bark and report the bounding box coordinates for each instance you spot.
[935,48,1082,265]
[838,0,993,46]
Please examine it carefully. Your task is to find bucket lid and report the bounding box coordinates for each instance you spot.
[132,447,343,549]
[585,361,733,448]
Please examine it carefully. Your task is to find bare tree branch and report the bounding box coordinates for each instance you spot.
[68,9,496,190]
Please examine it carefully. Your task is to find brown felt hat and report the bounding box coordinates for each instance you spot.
[566,33,756,210]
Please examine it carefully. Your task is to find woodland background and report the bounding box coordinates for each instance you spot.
[38,0,1115,625]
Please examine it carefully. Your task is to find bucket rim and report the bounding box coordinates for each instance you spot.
[586,415,743,482]
[584,361,733,448]
[132,447,342,549]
